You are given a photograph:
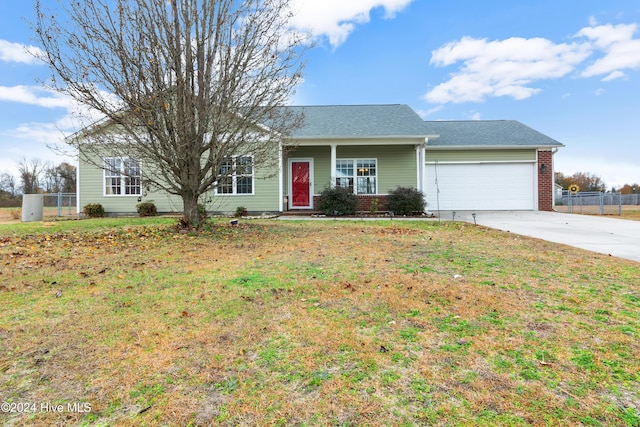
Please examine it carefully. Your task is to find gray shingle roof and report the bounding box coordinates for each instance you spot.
[288,104,431,138]
[424,120,564,148]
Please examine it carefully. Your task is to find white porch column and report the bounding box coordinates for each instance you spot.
[330,143,337,187]
[417,138,428,211]
[278,140,284,212]
[420,139,427,193]
[415,145,421,190]
[415,143,427,192]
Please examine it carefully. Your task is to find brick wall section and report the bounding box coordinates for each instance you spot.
[538,150,554,211]
[357,195,389,212]
[301,195,389,213]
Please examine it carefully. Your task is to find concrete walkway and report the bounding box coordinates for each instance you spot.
[451,211,640,263]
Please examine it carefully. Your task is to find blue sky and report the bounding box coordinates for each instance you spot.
[1,0,639,189]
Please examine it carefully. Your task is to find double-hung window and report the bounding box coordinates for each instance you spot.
[217,155,254,195]
[104,157,142,196]
[335,159,377,194]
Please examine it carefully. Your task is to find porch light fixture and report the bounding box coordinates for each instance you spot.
[540,164,547,173]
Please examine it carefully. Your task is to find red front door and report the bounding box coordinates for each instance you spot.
[291,161,311,208]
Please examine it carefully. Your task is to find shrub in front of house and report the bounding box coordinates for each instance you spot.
[318,186,358,216]
[387,186,425,216]
[136,201,157,217]
[83,203,105,218]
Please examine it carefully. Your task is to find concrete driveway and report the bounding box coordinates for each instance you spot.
[451,211,640,263]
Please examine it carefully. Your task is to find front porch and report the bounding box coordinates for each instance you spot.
[281,142,427,213]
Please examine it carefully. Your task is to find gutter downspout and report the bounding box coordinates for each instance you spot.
[551,147,558,209]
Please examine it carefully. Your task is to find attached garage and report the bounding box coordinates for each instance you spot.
[425,162,536,211]
[423,120,564,212]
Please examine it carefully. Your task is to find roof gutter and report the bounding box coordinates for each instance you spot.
[426,144,565,150]
[286,134,440,141]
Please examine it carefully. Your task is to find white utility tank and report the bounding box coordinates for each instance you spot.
[22,194,44,222]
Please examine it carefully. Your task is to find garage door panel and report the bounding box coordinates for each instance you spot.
[425,163,535,211]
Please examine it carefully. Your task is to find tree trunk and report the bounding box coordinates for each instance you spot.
[181,191,201,229]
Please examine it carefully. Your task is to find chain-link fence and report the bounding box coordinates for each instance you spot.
[556,191,626,215]
[42,192,77,217]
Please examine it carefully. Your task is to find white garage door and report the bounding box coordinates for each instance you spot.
[425,163,536,211]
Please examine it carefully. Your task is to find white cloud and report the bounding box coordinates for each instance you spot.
[0,39,44,64]
[601,70,626,81]
[424,36,590,104]
[10,121,69,144]
[577,23,640,78]
[0,85,75,109]
[467,111,482,121]
[424,21,640,105]
[290,0,414,47]
[0,85,105,156]
[415,106,443,118]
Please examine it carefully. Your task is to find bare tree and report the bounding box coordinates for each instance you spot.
[42,161,77,193]
[34,0,308,227]
[42,161,61,193]
[56,162,77,193]
[17,158,46,195]
[0,172,18,198]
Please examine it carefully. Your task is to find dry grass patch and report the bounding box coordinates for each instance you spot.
[554,205,640,221]
[0,219,638,426]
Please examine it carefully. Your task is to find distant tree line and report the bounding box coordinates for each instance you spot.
[555,171,606,192]
[611,183,640,194]
[555,171,639,193]
[0,158,76,206]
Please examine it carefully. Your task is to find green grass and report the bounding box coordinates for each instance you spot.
[0,217,638,426]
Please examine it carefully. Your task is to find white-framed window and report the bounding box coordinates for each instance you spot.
[335,159,377,194]
[104,157,142,196]
[216,155,254,195]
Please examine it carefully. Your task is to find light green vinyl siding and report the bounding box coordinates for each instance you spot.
[207,169,279,213]
[78,151,183,214]
[79,148,280,215]
[337,146,416,194]
[284,144,417,196]
[425,149,536,163]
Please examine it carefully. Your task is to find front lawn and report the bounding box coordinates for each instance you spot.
[0,218,638,426]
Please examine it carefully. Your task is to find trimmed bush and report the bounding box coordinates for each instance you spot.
[136,201,157,217]
[83,203,105,218]
[318,186,357,216]
[387,186,425,216]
